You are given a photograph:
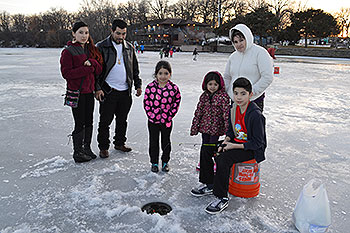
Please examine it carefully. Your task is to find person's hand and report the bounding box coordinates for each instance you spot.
[136,88,142,97]
[218,142,227,152]
[95,90,104,102]
[223,142,236,151]
[84,60,91,66]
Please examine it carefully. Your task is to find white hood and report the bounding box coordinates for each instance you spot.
[229,24,254,52]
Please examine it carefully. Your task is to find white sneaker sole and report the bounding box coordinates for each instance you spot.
[190,191,213,197]
[205,202,228,214]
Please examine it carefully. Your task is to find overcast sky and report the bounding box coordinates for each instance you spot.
[0,0,349,15]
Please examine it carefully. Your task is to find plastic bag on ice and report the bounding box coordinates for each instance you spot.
[292,178,331,233]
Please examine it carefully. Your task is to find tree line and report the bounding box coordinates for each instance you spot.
[0,0,348,48]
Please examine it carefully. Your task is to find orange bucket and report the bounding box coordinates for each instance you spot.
[228,159,260,198]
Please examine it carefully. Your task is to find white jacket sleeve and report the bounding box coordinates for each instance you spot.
[252,49,273,100]
[223,58,233,100]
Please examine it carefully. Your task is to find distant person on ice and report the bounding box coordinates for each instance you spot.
[224,24,273,111]
[60,21,103,163]
[95,19,142,158]
[193,48,198,61]
[198,77,267,214]
[143,61,181,173]
[190,71,230,196]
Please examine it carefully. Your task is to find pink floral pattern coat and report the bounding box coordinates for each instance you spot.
[144,80,181,128]
[190,88,230,136]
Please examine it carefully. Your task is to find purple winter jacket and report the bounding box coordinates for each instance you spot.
[190,72,231,136]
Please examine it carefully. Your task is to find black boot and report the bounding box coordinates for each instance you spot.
[83,126,97,159]
[73,130,92,163]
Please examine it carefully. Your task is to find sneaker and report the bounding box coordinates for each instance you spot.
[162,162,169,172]
[205,197,229,214]
[151,164,159,173]
[191,184,213,197]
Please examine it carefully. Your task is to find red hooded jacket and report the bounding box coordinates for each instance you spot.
[60,41,102,93]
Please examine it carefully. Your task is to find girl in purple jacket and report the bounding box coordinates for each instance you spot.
[190,71,230,196]
[143,61,181,173]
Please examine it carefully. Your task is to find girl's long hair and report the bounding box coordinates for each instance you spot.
[87,36,103,65]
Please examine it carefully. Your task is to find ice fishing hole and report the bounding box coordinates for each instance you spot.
[141,202,172,215]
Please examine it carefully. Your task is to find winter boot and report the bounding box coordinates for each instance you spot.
[83,126,97,159]
[73,130,92,163]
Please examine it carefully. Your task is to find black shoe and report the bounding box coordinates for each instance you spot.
[205,197,229,214]
[151,164,159,173]
[191,184,213,197]
[114,145,132,152]
[73,150,92,163]
[162,162,169,172]
[83,145,97,159]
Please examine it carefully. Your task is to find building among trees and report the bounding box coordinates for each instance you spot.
[132,18,212,46]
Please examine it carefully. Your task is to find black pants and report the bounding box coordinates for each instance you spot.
[97,89,132,150]
[71,93,94,134]
[213,148,254,198]
[199,133,219,185]
[148,121,172,164]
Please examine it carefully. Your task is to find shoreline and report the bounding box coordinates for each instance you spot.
[176,45,350,59]
[1,46,349,59]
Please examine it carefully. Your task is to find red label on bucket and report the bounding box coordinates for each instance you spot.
[234,163,259,185]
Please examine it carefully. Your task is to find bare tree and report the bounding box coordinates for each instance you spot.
[11,14,27,32]
[0,11,11,32]
[196,0,216,24]
[336,8,350,38]
[268,0,293,35]
[173,0,199,20]
[247,0,269,11]
[149,0,170,19]
[118,0,139,25]
[78,0,118,41]
[135,0,151,23]
[40,8,73,46]
[221,0,248,22]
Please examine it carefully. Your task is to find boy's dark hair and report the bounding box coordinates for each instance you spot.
[232,77,252,93]
[154,60,172,77]
[231,29,245,42]
[112,19,127,31]
[202,71,222,91]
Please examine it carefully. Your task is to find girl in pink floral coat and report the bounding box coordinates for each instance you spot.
[190,71,230,196]
[144,61,181,173]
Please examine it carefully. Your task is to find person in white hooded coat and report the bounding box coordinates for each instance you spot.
[224,24,273,110]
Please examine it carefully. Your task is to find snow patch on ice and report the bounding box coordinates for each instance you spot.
[20,156,70,178]
[106,205,140,218]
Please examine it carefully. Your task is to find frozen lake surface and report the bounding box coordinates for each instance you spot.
[0,48,349,232]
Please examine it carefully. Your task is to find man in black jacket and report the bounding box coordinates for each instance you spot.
[95,19,142,158]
